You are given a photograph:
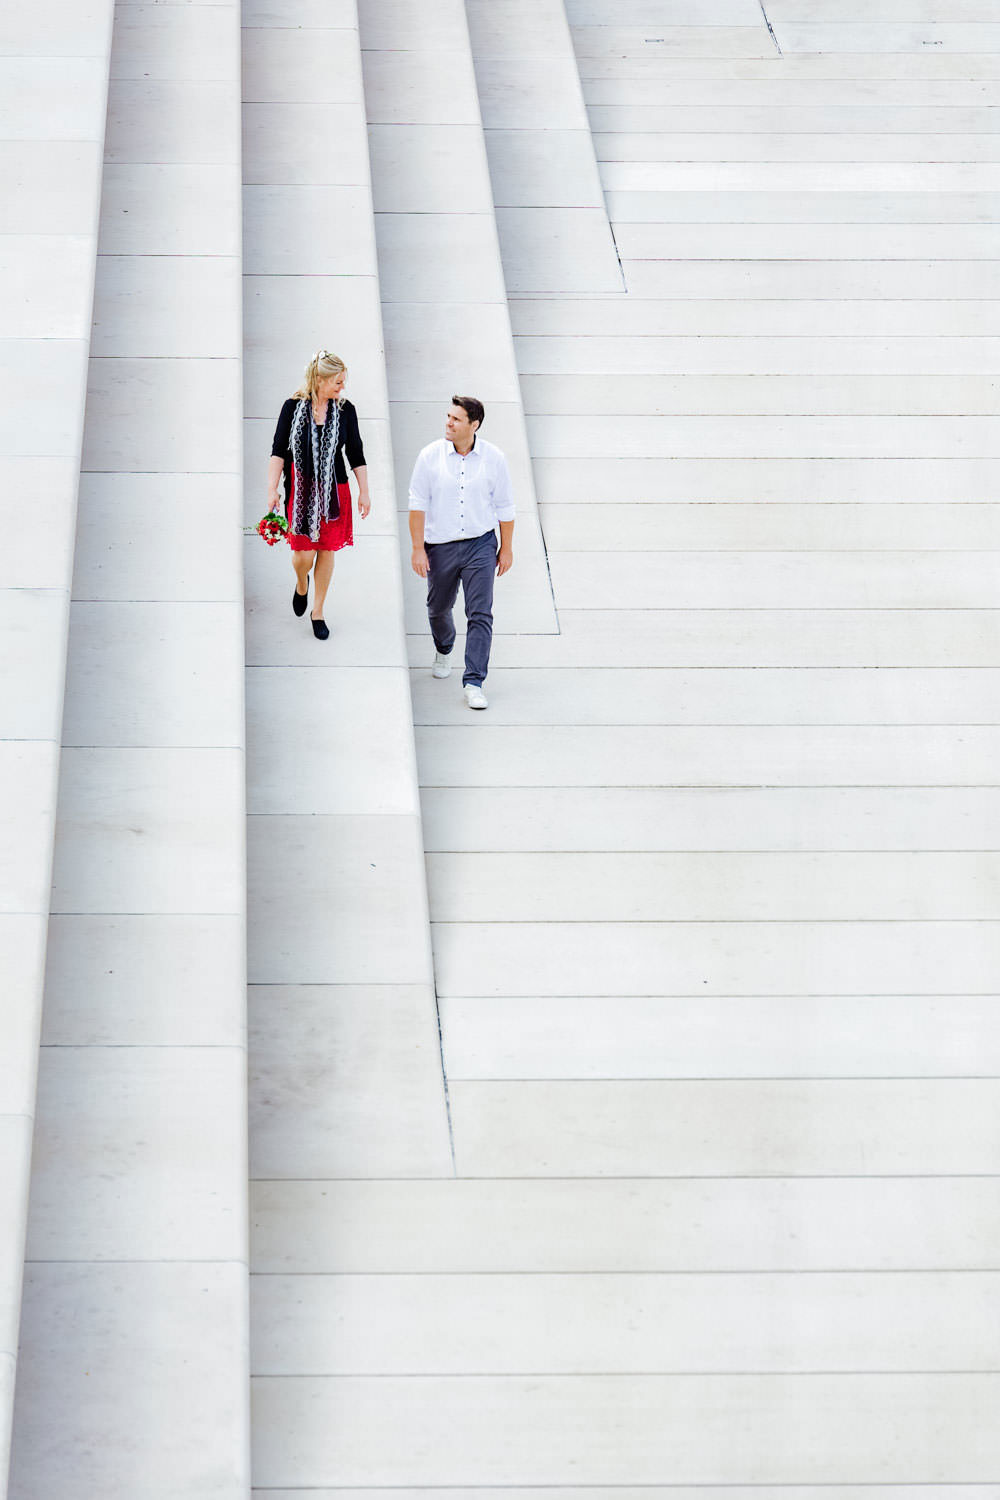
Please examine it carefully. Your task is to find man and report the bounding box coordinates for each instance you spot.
[408,396,515,710]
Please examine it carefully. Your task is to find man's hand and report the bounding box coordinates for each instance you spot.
[411,547,429,579]
[496,545,513,577]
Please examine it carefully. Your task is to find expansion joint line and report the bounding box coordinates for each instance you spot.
[759,0,782,54]
[431,980,458,1176]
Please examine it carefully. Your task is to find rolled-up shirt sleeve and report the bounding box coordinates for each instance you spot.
[491,453,516,522]
[408,446,432,511]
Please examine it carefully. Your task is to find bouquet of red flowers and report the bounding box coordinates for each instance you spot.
[247,509,289,546]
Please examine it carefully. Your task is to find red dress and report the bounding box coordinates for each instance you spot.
[286,481,353,552]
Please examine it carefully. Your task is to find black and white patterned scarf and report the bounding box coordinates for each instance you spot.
[288,397,341,542]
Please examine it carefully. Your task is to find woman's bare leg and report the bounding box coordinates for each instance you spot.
[312,549,335,619]
[292,549,314,596]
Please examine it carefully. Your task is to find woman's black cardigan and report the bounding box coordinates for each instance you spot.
[271,397,367,502]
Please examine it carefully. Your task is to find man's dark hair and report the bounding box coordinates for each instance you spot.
[451,395,485,430]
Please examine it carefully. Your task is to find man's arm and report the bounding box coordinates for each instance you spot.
[409,506,429,578]
[497,517,514,576]
[493,453,515,575]
[408,447,431,577]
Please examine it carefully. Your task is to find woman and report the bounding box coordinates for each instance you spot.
[268,350,371,639]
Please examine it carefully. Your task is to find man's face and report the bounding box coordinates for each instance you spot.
[445,404,476,446]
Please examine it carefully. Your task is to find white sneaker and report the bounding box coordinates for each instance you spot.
[432,651,452,678]
[463,682,488,710]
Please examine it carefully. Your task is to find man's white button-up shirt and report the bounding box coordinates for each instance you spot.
[408,436,515,545]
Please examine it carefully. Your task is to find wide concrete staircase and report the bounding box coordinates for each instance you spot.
[4,0,999,1494]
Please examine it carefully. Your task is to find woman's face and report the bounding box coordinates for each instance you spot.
[316,371,346,402]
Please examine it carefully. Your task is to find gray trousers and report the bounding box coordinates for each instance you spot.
[425,530,497,686]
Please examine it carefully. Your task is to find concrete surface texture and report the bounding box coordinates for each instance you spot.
[3,0,999,1494]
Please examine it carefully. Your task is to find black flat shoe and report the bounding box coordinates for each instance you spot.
[293,586,309,617]
[312,618,330,640]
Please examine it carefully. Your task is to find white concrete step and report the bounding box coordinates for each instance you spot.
[595,131,1000,162]
[442,993,1000,1079]
[253,1371,1000,1486]
[448,1077,1000,1175]
[426,850,1000,921]
[253,1173,1000,1271]
[458,607,999,668]
[584,75,1000,102]
[588,102,1000,131]
[7,3,250,1497]
[574,51,1000,79]
[256,1268,1000,1372]
[512,298,1000,335]
[419,784,1000,852]
[414,722,999,787]
[0,3,115,1490]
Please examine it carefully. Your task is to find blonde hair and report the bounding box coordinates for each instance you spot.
[294,349,347,403]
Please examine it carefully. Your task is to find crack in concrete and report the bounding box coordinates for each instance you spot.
[759,0,782,54]
[431,982,459,1176]
[606,215,629,294]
